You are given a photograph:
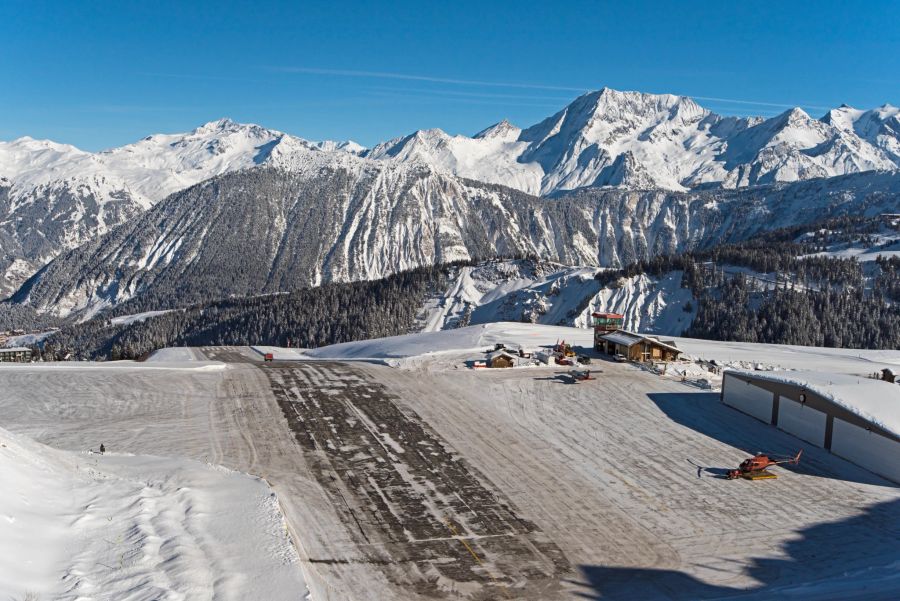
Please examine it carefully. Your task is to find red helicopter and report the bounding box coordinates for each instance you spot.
[727,450,803,480]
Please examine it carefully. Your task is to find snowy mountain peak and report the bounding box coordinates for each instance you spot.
[778,106,813,124]
[474,119,520,140]
[367,87,900,194]
[312,139,367,154]
[194,117,240,133]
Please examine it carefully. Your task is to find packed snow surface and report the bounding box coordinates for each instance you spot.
[0,425,306,601]
[290,322,900,427]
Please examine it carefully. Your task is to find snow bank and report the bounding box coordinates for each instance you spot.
[673,336,900,374]
[0,426,307,600]
[292,322,595,366]
[146,347,200,362]
[304,326,487,360]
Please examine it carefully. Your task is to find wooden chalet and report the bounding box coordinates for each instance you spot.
[597,330,681,362]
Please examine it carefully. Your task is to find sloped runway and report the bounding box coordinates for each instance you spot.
[1,347,898,600]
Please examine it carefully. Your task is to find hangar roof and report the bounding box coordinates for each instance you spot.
[728,370,900,439]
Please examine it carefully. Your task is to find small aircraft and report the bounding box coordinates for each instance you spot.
[569,369,596,382]
[727,450,803,480]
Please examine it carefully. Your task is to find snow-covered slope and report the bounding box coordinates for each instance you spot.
[0,119,364,296]
[418,260,602,331]
[585,271,697,334]
[13,168,900,320]
[0,425,305,600]
[420,261,697,335]
[367,88,900,194]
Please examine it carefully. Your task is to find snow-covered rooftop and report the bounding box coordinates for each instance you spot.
[600,330,681,353]
[486,349,517,361]
[599,331,644,347]
[0,347,31,353]
[730,370,900,439]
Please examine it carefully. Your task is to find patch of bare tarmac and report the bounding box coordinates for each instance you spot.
[263,360,572,600]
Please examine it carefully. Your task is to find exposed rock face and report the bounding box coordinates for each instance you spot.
[13,167,900,320]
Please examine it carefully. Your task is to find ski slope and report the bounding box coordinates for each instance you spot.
[418,260,696,335]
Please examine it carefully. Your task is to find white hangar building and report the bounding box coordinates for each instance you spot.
[722,370,900,484]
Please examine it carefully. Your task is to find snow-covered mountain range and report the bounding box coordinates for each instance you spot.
[13,168,900,320]
[0,119,364,295]
[2,87,899,311]
[366,88,900,194]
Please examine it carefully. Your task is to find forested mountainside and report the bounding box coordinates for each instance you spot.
[10,168,900,321]
[593,216,900,348]
[15,217,900,359]
[0,176,145,297]
[3,89,899,300]
[35,265,453,360]
[0,303,61,332]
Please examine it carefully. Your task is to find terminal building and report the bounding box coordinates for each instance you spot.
[722,370,900,484]
[597,330,682,362]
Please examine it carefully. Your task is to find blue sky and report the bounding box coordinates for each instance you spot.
[2,1,897,150]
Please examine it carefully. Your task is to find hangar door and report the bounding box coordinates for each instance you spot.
[777,397,827,447]
[831,419,900,484]
[722,374,774,424]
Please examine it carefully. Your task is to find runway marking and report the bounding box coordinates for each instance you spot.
[444,515,512,599]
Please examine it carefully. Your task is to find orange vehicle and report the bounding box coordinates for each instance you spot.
[727,450,802,480]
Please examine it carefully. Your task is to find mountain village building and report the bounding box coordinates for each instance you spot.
[486,350,517,368]
[597,330,682,362]
[0,347,32,363]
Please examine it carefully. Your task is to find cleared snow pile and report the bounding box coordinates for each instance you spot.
[0,426,307,600]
